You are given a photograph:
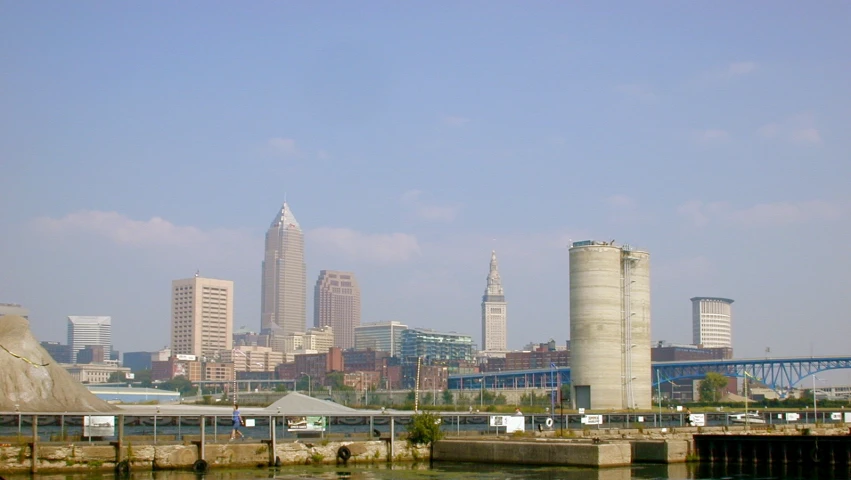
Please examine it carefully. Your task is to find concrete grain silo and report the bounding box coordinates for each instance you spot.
[569,241,651,410]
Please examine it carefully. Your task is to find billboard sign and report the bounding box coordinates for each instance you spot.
[582,415,603,425]
[286,416,326,432]
[84,416,115,437]
[688,414,705,427]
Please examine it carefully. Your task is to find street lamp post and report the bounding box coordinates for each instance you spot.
[550,363,556,421]
[432,377,437,406]
[812,374,825,424]
[300,372,311,397]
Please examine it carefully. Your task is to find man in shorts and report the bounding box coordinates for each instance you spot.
[230,404,244,441]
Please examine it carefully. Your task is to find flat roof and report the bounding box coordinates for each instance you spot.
[690,297,734,303]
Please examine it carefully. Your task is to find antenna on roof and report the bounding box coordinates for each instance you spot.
[195,270,200,277]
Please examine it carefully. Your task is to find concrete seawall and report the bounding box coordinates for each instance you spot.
[433,439,632,467]
[0,439,429,474]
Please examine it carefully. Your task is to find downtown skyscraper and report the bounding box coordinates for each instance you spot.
[67,316,112,364]
[314,270,361,349]
[171,274,234,358]
[481,250,507,352]
[261,203,306,337]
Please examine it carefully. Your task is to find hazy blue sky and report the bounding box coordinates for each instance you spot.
[2,2,849,363]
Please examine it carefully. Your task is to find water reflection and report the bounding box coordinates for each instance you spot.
[1,462,849,480]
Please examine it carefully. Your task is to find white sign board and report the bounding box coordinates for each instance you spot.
[687,414,705,427]
[676,406,683,412]
[786,412,800,422]
[489,415,524,433]
[845,412,851,423]
[830,413,841,421]
[637,416,644,423]
[490,415,509,427]
[578,408,585,414]
[84,416,115,437]
[582,414,603,425]
[245,418,256,427]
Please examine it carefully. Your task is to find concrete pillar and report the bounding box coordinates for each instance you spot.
[199,416,205,461]
[389,417,395,460]
[31,415,38,473]
[116,414,125,462]
[269,415,276,466]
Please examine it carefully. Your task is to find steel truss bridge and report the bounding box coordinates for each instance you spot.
[448,356,851,398]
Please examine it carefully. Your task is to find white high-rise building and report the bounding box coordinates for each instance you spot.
[355,321,408,355]
[261,203,307,337]
[171,275,234,358]
[691,297,734,349]
[481,250,507,352]
[281,325,335,354]
[67,316,112,364]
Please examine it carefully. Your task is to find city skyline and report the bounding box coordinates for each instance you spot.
[2,3,849,359]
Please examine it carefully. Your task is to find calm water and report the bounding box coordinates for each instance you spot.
[2,462,849,480]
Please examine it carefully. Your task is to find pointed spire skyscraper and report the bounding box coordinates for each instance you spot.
[261,203,306,338]
[481,250,507,352]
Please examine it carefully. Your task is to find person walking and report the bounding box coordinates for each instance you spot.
[230,404,245,441]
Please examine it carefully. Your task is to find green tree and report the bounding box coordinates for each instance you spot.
[161,375,196,396]
[560,384,572,404]
[325,372,346,390]
[107,372,126,383]
[406,411,444,447]
[699,372,729,402]
[132,370,153,387]
[442,389,454,406]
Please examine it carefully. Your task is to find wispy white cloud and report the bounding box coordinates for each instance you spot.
[758,113,822,145]
[695,129,730,144]
[267,137,298,157]
[27,211,259,273]
[606,194,637,210]
[307,227,420,263]
[443,115,471,127]
[30,211,250,249]
[678,200,843,228]
[401,190,460,222]
[725,61,757,78]
[605,194,654,225]
[615,84,656,101]
[694,61,758,86]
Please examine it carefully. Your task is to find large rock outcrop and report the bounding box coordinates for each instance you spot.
[0,315,117,412]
